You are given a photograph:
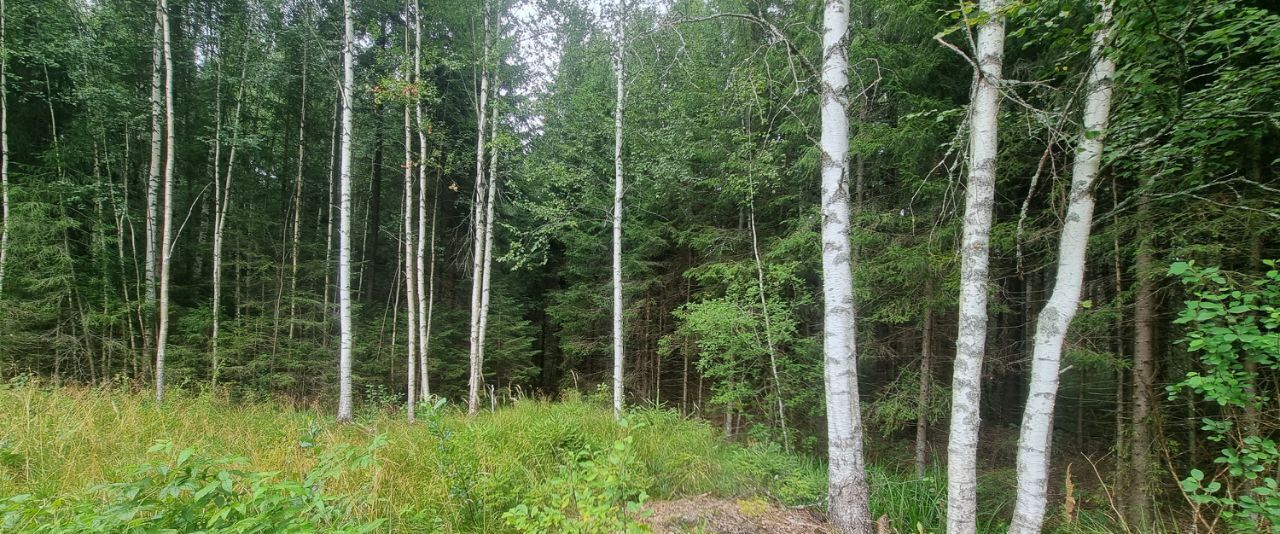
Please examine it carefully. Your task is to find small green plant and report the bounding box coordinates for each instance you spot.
[0,436,388,533]
[504,421,652,533]
[1168,260,1280,529]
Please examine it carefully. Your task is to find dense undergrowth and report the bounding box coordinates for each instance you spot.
[0,381,1130,532]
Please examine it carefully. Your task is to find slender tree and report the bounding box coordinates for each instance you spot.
[475,106,499,410]
[211,55,248,387]
[336,0,356,423]
[154,0,176,403]
[819,1,872,531]
[946,0,1006,530]
[288,54,308,340]
[915,300,934,478]
[1010,2,1117,530]
[611,1,626,421]
[413,0,430,399]
[0,0,8,298]
[466,0,491,416]
[402,30,419,423]
[145,0,163,312]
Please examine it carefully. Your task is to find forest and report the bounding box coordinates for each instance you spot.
[0,0,1277,532]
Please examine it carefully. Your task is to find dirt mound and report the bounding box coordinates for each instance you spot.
[643,495,830,533]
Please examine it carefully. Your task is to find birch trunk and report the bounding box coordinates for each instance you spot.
[1010,3,1116,530]
[212,58,247,388]
[611,4,626,421]
[336,0,356,423]
[749,201,788,451]
[466,2,490,416]
[946,0,1005,530]
[0,0,8,298]
[402,9,418,420]
[288,58,308,340]
[145,1,162,311]
[154,0,175,403]
[475,107,499,407]
[403,97,417,422]
[413,0,430,399]
[819,1,871,532]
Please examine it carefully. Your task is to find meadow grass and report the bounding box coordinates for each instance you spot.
[0,382,1132,532]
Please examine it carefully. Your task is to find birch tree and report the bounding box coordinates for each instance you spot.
[145,0,162,312]
[211,56,248,387]
[1009,2,1117,531]
[287,54,308,340]
[154,0,175,402]
[819,1,872,531]
[946,0,1006,530]
[413,0,431,400]
[466,0,490,416]
[336,0,356,423]
[611,1,626,421]
[403,40,419,422]
[0,0,8,298]
[475,106,499,410]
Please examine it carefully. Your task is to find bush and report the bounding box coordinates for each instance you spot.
[0,436,387,533]
[503,420,652,533]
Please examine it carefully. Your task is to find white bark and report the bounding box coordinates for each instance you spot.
[749,202,788,451]
[288,58,307,340]
[0,0,8,298]
[145,1,162,311]
[336,0,355,423]
[819,1,871,532]
[611,4,626,421]
[466,3,490,416]
[413,0,430,399]
[211,58,247,388]
[403,89,418,423]
[476,106,499,404]
[154,0,175,403]
[946,0,1005,530]
[1010,2,1115,531]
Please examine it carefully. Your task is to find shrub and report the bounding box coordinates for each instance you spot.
[0,436,387,533]
[503,420,651,533]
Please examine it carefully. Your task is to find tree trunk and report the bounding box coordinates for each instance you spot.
[322,96,338,341]
[211,56,247,388]
[413,1,431,399]
[475,106,499,409]
[145,0,162,313]
[946,0,1005,531]
[819,2,872,532]
[749,201,789,451]
[402,73,418,423]
[466,2,490,417]
[1010,6,1115,530]
[0,0,9,298]
[153,0,175,403]
[916,306,933,478]
[336,0,355,423]
[288,58,307,340]
[611,4,626,421]
[1128,196,1158,528]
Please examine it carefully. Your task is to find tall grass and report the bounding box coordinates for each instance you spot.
[0,382,1125,532]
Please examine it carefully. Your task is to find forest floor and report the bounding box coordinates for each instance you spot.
[0,381,1127,532]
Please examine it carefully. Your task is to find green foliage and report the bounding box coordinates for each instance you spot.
[1169,260,1280,528]
[503,421,651,533]
[0,436,387,533]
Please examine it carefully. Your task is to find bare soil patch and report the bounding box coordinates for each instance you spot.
[643,495,830,533]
